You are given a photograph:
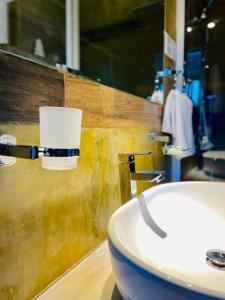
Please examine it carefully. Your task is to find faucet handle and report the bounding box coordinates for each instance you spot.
[118,151,152,163]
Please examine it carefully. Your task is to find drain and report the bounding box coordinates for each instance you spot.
[206,249,225,270]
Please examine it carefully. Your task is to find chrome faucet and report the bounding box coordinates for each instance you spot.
[118,151,165,203]
[118,151,167,239]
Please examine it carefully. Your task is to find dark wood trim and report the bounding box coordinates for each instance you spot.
[0,52,162,129]
[64,73,163,129]
[0,52,64,123]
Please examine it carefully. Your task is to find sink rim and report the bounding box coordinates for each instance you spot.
[108,181,225,299]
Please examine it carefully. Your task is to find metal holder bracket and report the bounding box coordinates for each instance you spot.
[0,134,80,167]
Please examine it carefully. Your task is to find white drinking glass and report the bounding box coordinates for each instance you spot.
[39,106,82,170]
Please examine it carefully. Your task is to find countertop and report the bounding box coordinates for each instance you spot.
[35,241,123,300]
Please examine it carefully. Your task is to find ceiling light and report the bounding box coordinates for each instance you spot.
[207,22,216,29]
[187,26,192,33]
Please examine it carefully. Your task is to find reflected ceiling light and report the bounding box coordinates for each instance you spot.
[207,22,216,29]
[187,26,192,33]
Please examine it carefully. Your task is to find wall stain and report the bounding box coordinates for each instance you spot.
[0,124,162,299]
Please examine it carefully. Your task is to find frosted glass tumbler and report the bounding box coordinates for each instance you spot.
[39,106,82,170]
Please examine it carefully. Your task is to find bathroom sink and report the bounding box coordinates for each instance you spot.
[108,182,225,300]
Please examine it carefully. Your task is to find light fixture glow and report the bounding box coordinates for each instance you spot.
[207,22,216,29]
[187,26,192,33]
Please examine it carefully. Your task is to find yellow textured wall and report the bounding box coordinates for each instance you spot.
[0,124,161,300]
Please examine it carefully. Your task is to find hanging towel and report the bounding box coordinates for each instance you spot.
[162,89,195,158]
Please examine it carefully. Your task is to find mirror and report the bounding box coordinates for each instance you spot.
[0,0,66,65]
[80,0,164,98]
[182,0,225,181]
[0,0,164,99]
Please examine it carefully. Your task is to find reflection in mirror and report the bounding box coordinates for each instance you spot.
[0,0,164,99]
[182,0,225,182]
[0,0,66,65]
[80,0,164,98]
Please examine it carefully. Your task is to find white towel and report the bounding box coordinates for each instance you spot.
[162,89,195,158]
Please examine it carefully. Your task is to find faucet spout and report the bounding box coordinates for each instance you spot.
[118,151,167,238]
[118,151,165,203]
[131,170,166,183]
[137,193,167,239]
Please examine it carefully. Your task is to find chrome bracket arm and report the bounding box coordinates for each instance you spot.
[0,143,80,160]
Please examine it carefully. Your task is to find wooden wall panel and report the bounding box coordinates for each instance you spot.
[64,74,162,129]
[0,51,162,129]
[163,0,177,103]
[165,0,177,41]
[0,52,64,123]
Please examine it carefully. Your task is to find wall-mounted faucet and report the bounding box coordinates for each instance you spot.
[118,151,165,203]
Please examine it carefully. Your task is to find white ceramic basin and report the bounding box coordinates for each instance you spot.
[108,182,225,300]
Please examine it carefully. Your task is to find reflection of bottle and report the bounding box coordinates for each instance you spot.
[34,38,45,57]
[150,90,163,105]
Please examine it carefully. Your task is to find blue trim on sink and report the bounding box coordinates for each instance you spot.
[108,238,223,300]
